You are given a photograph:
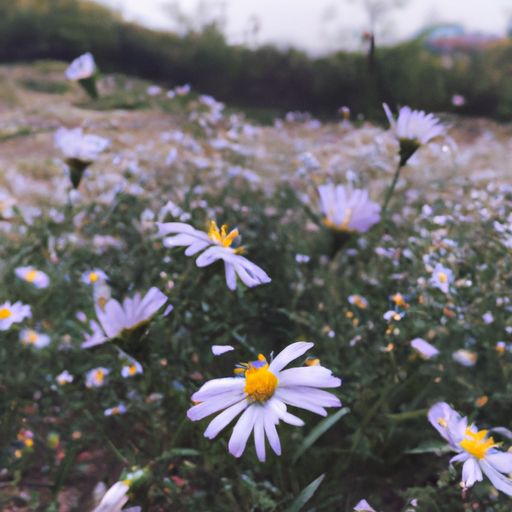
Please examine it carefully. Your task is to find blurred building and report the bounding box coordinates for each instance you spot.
[422,23,504,53]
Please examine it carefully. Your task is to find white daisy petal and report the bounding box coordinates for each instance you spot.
[191,378,245,402]
[187,392,246,421]
[277,366,342,388]
[253,412,266,462]
[480,460,512,496]
[228,405,258,458]
[462,458,483,488]
[204,399,248,439]
[486,452,512,474]
[269,341,314,373]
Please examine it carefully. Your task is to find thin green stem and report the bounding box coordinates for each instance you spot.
[381,161,403,218]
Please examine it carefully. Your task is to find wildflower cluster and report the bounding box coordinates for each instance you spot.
[1,55,511,511]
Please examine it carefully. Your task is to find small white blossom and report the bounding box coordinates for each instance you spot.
[65,52,96,81]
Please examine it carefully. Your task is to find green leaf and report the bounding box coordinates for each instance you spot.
[293,407,350,463]
[405,440,451,455]
[155,448,201,461]
[286,474,325,512]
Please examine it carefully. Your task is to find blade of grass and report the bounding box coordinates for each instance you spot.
[292,407,350,463]
[286,474,325,512]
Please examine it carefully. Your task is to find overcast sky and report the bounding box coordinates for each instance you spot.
[98,0,512,54]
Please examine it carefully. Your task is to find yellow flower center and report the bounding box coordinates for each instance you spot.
[460,428,498,459]
[208,220,240,248]
[26,330,39,345]
[351,295,367,309]
[97,296,107,311]
[94,370,105,385]
[89,272,98,283]
[26,270,38,283]
[438,272,448,284]
[0,307,12,320]
[129,364,137,376]
[242,354,278,402]
[392,293,408,308]
[324,208,353,232]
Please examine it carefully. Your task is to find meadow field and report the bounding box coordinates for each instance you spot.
[1,60,512,511]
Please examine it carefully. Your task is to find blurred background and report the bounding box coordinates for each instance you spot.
[2,0,512,120]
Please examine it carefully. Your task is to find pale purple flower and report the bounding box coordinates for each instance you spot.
[0,301,31,330]
[54,127,110,163]
[56,370,74,386]
[187,342,341,462]
[15,266,50,289]
[452,349,477,367]
[92,480,141,512]
[20,329,51,349]
[157,220,271,291]
[65,52,96,81]
[428,402,512,495]
[430,264,453,294]
[383,103,444,145]
[85,367,110,388]
[482,312,494,325]
[81,269,108,285]
[104,404,127,416]
[121,359,143,378]
[410,338,439,359]
[383,103,445,165]
[81,288,168,348]
[451,94,466,107]
[354,500,377,512]
[318,184,380,233]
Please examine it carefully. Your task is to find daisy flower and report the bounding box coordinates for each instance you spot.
[187,341,342,461]
[348,294,369,310]
[410,338,439,359]
[81,269,108,285]
[104,404,127,416]
[92,481,140,512]
[54,127,110,163]
[54,127,110,187]
[157,220,271,291]
[318,184,380,233]
[175,84,191,96]
[452,349,478,367]
[15,266,50,289]
[65,52,96,81]
[56,370,74,386]
[390,293,409,308]
[430,263,453,294]
[121,359,143,378]
[65,52,99,99]
[20,329,51,349]
[86,367,110,388]
[0,301,31,330]
[428,402,512,495]
[383,103,445,165]
[81,287,168,348]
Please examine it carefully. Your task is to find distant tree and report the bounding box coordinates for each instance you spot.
[163,0,227,36]
[350,0,409,45]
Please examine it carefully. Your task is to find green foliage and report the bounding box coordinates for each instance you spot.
[1,167,512,510]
